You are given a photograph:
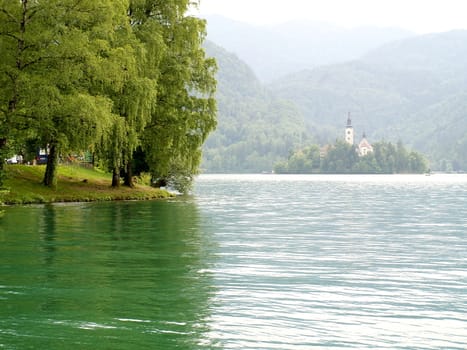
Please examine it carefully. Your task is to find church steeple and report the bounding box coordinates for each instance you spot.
[345,112,354,145]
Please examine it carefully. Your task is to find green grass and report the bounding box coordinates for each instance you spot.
[1,164,173,205]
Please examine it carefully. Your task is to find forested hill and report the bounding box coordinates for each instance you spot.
[202,29,467,173]
[202,41,305,173]
[269,30,467,171]
[205,15,413,82]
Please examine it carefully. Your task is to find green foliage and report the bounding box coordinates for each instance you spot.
[0,0,215,190]
[202,41,306,173]
[140,3,217,191]
[164,163,196,194]
[320,141,359,173]
[0,188,8,208]
[276,140,428,174]
[273,145,321,174]
[0,0,131,186]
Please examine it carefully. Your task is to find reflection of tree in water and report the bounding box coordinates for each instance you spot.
[40,204,57,266]
[100,200,219,349]
[34,200,219,349]
[38,204,59,312]
[1,201,219,349]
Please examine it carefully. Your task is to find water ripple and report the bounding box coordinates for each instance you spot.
[195,174,467,349]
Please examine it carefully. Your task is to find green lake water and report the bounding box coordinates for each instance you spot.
[1,174,467,349]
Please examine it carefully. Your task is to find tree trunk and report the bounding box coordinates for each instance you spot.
[111,167,120,187]
[0,138,6,188]
[43,142,58,188]
[123,161,134,188]
[0,161,4,188]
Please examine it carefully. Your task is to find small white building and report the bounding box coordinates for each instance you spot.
[357,133,373,156]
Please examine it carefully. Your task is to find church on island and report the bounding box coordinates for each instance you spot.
[345,114,373,156]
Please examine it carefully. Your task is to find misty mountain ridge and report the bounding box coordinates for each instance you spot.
[203,26,467,172]
[361,29,467,70]
[205,15,414,82]
[270,29,467,126]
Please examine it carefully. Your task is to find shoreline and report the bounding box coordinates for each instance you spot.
[1,165,173,206]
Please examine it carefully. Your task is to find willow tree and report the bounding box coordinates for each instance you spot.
[95,1,164,187]
[139,1,217,192]
[0,0,33,186]
[0,0,133,187]
[97,74,159,187]
[103,0,217,189]
[42,0,139,187]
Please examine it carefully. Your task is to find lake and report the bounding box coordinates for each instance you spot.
[1,174,466,349]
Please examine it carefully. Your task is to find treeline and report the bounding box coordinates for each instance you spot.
[0,0,216,192]
[202,41,306,173]
[274,141,428,174]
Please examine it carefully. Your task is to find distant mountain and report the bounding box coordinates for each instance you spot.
[205,15,414,82]
[269,30,467,171]
[202,41,306,173]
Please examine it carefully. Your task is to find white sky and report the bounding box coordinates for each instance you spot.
[194,0,467,34]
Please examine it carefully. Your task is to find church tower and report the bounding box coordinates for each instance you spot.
[345,113,354,145]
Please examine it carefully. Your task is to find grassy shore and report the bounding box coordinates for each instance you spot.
[1,164,173,205]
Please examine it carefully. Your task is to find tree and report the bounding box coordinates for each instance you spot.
[373,142,396,173]
[321,141,358,173]
[408,151,428,173]
[287,150,311,173]
[352,153,381,173]
[93,0,165,188]
[95,48,160,187]
[140,1,217,192]
[0,0,36,186]
[0,0,216,191]
[273,160,289,174]
[0,0,132,187]
[276,139,426,174]
[395,141,409,173]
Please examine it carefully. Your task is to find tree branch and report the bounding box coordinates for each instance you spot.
[0,8,19,23]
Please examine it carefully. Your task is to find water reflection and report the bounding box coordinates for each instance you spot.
[0,199,218,349]
[40,204,57,267]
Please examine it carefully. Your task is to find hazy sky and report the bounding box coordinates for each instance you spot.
[195,0,467,34]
